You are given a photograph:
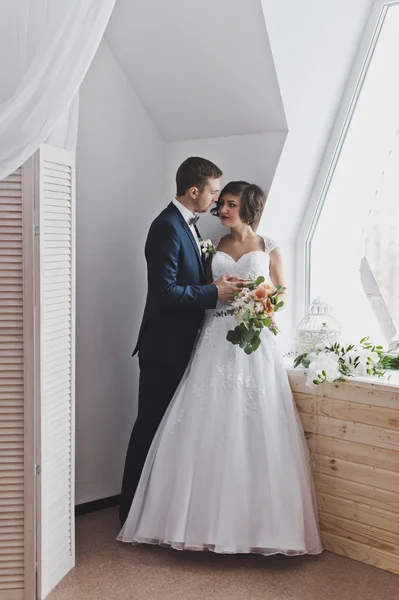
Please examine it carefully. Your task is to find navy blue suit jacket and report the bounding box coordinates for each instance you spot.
[133,203,218,368]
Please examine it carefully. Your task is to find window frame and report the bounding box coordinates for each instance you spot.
[295,0,399,328]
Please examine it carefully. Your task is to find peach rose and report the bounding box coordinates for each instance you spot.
[254,283,276,299]
[262,296,274,317]
[254,286,267,300]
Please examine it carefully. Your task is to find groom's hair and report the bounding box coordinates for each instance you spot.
[176,157,223,197]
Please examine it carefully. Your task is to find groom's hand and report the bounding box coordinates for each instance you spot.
[214,275,248,302]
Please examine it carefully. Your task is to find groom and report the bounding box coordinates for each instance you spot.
[119,157,245,523]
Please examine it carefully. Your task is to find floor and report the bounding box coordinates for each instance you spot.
[48,508,399,600]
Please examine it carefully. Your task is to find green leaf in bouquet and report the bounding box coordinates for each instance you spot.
[274,285,286,295]
[244,345,254,355]
[274,301,284,311]
[262,317,271,327]
[243,328,256,342]
[251,336,261,352]
[255,276,265,286]
[243,311,251,321]
[227,329,240,345]
[301,357,311,368]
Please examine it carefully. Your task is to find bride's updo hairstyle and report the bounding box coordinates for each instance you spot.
[211,181,266,226]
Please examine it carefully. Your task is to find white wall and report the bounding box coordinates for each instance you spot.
[167,132,287,241]
[259,0,374,348]
[75,40,166,505]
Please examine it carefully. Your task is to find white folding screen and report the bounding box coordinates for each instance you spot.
[0,145,76,600]
[0,165,35,600]
[35,146,76,599]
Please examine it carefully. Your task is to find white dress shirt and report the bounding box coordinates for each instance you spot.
[172,199,201,254]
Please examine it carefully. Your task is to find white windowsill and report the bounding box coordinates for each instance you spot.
[283,357,399,390]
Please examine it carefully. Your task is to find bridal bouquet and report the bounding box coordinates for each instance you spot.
[293,337,393,387]
[217,276,286,355]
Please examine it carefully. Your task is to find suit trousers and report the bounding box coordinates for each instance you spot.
[119,360,187,524]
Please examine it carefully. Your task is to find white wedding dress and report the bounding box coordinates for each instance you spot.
[118,237,323,556]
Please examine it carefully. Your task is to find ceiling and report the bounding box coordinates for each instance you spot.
[106,0,287,142]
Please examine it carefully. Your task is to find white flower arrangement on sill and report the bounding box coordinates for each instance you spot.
[294,337,399,388]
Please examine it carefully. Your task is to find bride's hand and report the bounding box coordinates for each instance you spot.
[214,274,248,302]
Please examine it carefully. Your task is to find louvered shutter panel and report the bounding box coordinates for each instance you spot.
[0,167,35,600]
[36,145,76,599]
[0,145,75,600]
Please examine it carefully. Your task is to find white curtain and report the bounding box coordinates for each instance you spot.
[0,0,116,180]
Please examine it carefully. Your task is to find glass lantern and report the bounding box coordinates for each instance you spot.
[295,297,342,354]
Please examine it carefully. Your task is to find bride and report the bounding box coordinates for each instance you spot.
[118,181,323,556]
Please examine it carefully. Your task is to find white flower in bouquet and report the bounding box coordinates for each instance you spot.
[255,302,265,314]
[236,309,245,324]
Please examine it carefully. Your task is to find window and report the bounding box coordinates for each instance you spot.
[307,2,399,348]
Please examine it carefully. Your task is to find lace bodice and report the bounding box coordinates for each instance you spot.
[211,236,277,282]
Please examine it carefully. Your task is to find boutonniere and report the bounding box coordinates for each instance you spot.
[199,239,216,259]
